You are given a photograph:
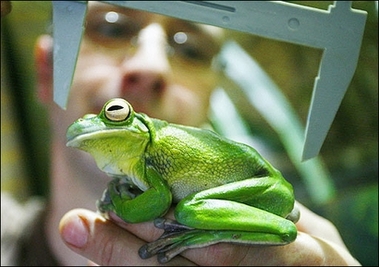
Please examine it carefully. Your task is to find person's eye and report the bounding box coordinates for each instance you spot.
[85,11,141,46]
[169,32,216,64]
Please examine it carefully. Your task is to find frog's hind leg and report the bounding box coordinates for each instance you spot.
[139,200,297,263]
[139,178,298,263]
[139,219,272,263]
[139,210,296,263]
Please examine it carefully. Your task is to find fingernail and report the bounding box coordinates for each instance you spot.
[60,214,89,248]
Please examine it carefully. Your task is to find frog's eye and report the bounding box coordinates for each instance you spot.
[104,99,130,122]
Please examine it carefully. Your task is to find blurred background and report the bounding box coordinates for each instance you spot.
[1,1,377,265]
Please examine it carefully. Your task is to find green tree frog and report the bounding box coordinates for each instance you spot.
[66,98,299,263]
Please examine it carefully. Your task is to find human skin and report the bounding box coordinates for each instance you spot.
[59,203,360,266]
[32,1,360,265]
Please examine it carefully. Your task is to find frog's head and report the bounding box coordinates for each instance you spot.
[66,98,150,176]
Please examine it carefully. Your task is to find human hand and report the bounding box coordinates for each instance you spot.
[59,209,194,266]
[59,205,360,266]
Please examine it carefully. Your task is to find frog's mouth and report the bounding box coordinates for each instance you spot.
[66,129,120,148]
[66,115,103,145]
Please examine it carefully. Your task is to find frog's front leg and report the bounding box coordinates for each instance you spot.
[98,166,172,223]
[97,179,138,218]
[139,177,299,263]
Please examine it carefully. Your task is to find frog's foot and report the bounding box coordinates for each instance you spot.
[285,203,300,223]
[97,179,142,217]
[139,218,297,263]
[139,218,203,263]
[96,186,112,218]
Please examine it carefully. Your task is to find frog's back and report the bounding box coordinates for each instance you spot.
[146,120,276,202]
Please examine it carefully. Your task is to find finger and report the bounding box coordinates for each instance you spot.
[113,209,359,266]
[183,232,359,266]
[237,232,360,266]
[112,209,254,266]
[59,209,195,266]
[107,208,177,242]
[295,202,346,248]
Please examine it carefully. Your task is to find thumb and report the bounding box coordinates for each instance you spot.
[59,208,194,266]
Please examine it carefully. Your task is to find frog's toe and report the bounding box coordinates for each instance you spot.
[286,203,300,223]
[138,223,200,262]
[138,235,179,259]
[96,188,112,212]
[138,244,150,259]
[157,246,188,264]
[100,189,112,204]
[154,218,193,233]
[138,235,189,263]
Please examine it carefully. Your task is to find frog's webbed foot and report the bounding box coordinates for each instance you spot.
[139,218,204,263]
[97,178,142,217]
[139,216,297,263]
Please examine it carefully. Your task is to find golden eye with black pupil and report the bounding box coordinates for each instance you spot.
[104,98,130,122]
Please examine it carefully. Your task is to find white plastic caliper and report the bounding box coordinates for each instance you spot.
[53,1,367,161]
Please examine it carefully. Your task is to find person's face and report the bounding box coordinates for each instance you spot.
[35,2,224,195]
[65,1,224,127]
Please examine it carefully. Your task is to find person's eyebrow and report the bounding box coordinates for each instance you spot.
[88,2,145,17]
[166,18,222,44]
[89,1,222,42]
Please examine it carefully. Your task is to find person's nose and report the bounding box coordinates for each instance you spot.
[120,24,171,101]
